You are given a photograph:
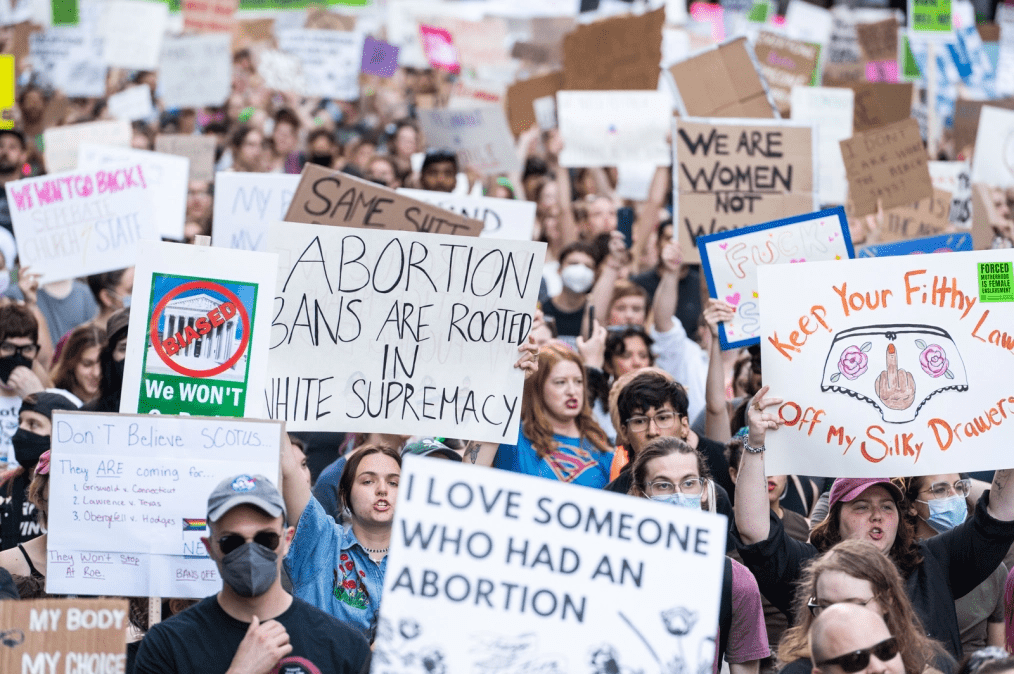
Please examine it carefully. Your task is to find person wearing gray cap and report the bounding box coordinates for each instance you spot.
[134,474,371,674]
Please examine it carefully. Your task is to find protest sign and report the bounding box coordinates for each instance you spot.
[856,18,899,62]
[375,455,726,673]
[505,71,563,138]
[419,24,460,74]
[106,84,154,122]
[42,119,131,173]
[841,118,933,217]
[556,91,671,168]
[929,161,972,227]
[667,37,778,118]
[233,18,274,52]
[158,34,231,110]
[759,249,1014,477]
[399,188,536,241]
[304,7,356,31]
[699,208,854,350]
[98,0,167,70]
[953,98,1014,154]
[155,134,216,183]
[616,163,658,201]
[183,0,238,33]
[212,173,299,251]
[846,82,914,131]
[77,144,188,241]
[909,0,953,35]
[285,164,482,237]
[785,0,834,51]
[47,411,282,596]
[970,183,1006,249]
[256,50,305,94]
[998,6,1014,95]
[0,598,128,673]
[417,107,519,176]
[264,223,545,441]
[276,29,362,100]
[362,35,398,78]
[7,165,159,283]
[791,86,854,205]
[874,188,955,242]
[425,16,512,75]
[673,118,817,264]
[857,232,973,257]
[971,106,1014,187]
[29,27,105,98]
[562,8,665,90]
[753,31,820,116]
[119,241,276,417]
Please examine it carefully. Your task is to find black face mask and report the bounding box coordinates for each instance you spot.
[0,354,32,384]
[308,153,333,167]
[111,358,124,382]
[12,428,49,468]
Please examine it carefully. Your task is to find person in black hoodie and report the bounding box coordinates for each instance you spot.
[83,307,129,413]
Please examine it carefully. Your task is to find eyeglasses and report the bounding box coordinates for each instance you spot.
[626,411,678,433]
[646,477,707,497]
[807,594,879,617]
[815,637,899,673]
[919,478,971,500]
[0,342,38,359]
[218,531,281,555]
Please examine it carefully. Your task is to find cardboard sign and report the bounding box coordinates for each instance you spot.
[47,411,282,596]
[119,241,276,417]
[233,17,275,52]
[846,82,914,132]
[753,31,820,116]
[212,172,300,251]
[264,223,545,441]
[29,26,106,98]
[667,37,778,118]
[791,86,854,205]
[0,598,128,673]
[857,232,973,257]
[556,91,672,168]
[77,144,189,241]
[285,164,482,237]
[98,0,167,70]
[971,106,1014,187]
[154,134,216,183]
[841,118,933,217]
[758,249,1014,477]
[875,188,956,242]
[970,183,1007,249]
[375,455,726,673]
[106,84,153,122]
[362,35,398,78]
[562,8,664,91]
[158,34,231,110]
[953,97,1014,154]
[7,164,159,283]
[304,7,356,31]
[699,208,854,349]
[673,118,816,264]
[182,0,238,33]
[419,23,460,74]
[398,188,537,241]
[42,120,131,173]
[856,18,899,62]
[505,71,563,137]
[929,160,973,227]
[417,107,519,176]
[276,29,362,101]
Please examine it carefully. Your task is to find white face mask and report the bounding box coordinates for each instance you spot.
[561,263,595,294]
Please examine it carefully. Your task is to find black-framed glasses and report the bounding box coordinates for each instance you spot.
[626,411,678,433]
[218,531,281,555]
[0,342,38,359]
[815,637,899,673]
[807,594,879,617]
[646,477,707,497]
[919,478,971,500]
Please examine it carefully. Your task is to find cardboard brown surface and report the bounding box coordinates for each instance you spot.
[953,98,1014,155]
[875,188,954,242]
[562,8,664,90]
[668,37,776,118]
[304,7,356,31]
[753,31,819,117]
[823,61,865,86]
[841,118,932,217]
[674,119,815,262]
[0,598,129,673]
[505,71,563,137]
[971,183,1008,249]
[183,0,238,34]
[233,18,275,52]
[154,134,217,182]
[855,18,898,62]
[978,24,1000,42]
[285,163,482,236]
[844,82,913,132]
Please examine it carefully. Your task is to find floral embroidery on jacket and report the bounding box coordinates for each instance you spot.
[332,552,369,609]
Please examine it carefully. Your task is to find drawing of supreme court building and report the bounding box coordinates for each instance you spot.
[147,292,248,382]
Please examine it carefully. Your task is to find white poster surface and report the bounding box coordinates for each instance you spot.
[398,188,536,240]
[791,86,853,205]
[98,0,168,70]
[7,165,159,283]
[784,0,834,47]
[417,107,520,176]
[42,120,132,174]
[265,222,545,442]
[557,91,673,168]
[256,50,306,94]
[376,455,727,673]
[998,6,1014,96]
[532,95,557,130]
[616,163,658,201]
[971,106,1014,188]
[29,27,106,98]
[275,29,362,100]
[929,161,972,227]
[158,34,232,110]
[106,85,154,123]
[759,250,1014,477]
[211,173,300,251]
[47,411,282,597]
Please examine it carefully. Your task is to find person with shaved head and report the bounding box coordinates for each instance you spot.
[810,604,907,674]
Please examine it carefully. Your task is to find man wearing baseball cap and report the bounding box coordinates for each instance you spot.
[135,474,371,674]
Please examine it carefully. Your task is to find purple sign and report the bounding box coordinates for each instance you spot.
[361,36,399,78]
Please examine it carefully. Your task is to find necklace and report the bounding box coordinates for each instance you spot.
[363,546,388,554]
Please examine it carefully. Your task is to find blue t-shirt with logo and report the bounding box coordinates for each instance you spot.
[494,428,612,488]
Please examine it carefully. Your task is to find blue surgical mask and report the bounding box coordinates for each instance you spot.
[650,493,702,510]
[919,494,967,533]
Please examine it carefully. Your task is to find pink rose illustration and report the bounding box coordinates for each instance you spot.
[343,580,357,590]
[835,344,869,381]
[919,343,950,378]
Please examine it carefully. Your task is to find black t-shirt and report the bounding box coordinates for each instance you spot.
[134,595,371,674]
[541,297,584,338]
[0,472,42,551]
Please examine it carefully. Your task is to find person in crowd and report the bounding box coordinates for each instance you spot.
[957,649,1014,674]
[809,604,909,674]
[85,268,134,334]
[628,436,769,674]
[0,448,52,597]
[49,325,103,405]
[269,108,303,174]
[418,149,458,193]
[0,305,47,465]
[135,474,371,673]
[389,119,419,172]
[542,237,625,341]
[631,219,704,340]
[228,125,268,173]
[185,181,214,242]
[306,128,338,168]
[736,386,1014,659]
[366,154,400,188]
[606,280,649,328]
[82,307,129,413]
[313,432,411,521]
[0,128,28,236]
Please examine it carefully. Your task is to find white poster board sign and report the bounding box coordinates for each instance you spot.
[275,29,362,101]
[6,165,159,283]
[106,85,154,122]
[29,27,106,98]
[256,50,306,94]
[791,86,854,205]
[398,188,536,241]
[47,411,282,597]
[557,91,672,168]
[929,161,972,228]
[376,455,727,672]
[417,107,520,176]
[158,34,232,110]
[759,250,1014,477]
[43,120,131,174]
[78,144,189,241]
[971,106,1014,188]
[265,222,545,442]
[98,0,168,71]
[211,173,300,251]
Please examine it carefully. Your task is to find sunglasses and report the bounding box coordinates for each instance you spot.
[218,531,281,555]
[816,637,899,673]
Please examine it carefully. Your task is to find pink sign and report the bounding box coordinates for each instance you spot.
[690,3,725,42]
[419,24,460,74]
[865,60,899,83]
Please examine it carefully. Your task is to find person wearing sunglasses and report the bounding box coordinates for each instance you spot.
[135,474,371,674]
[809,604,907,674]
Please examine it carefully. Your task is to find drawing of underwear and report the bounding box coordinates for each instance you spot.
[820,324,968,423]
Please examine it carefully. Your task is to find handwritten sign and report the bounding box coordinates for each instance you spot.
[398,189,536,241]
[700,208,854,350]
[285,163,482,237]
[909,0,952,35]
[119,240,277,418]
[106,85,153,123]
[375,455,726,672]
[556,91,672,168]
[98,0,168,70]
[6,165,159,283]
[417,107,519,176]
[971,105,1014,187]
[753,31,820,116]
[929,160,973,227]
[264,223,545,442]
[154,134,216,183]
[759,249,1014,477]
[158,34,231,110]
[29,27,106,98]
[791,86,854,205]
[841,118,933,217]
[276,29,362,101]
[673,117,816,264]
[419,24,460,74]
[875,188,955,242]
[182,0,238,33]
[212,172,299,252]
[256,50,305,94]
[857,232,973,257]
[42,120,130,173]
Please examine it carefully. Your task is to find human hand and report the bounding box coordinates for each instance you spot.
[746,385,783,448]
[7,366,43,399]
[606,230,628,269]
[545,129,564,160]
[702,298,735,338]
[226,616,292,674]
[17,266,39,305]
[575,320,607,369]
[874,343,916,410]
[514,336,539,381]
[659,241,682,275]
